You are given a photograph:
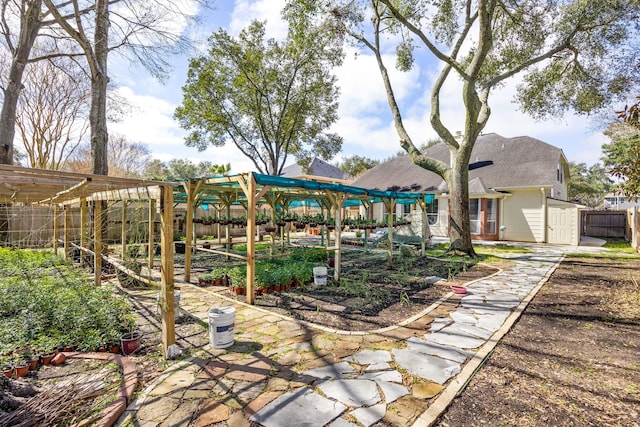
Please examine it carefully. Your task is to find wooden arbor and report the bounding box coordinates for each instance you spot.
[173,172,434,304]
[0,165,177,358]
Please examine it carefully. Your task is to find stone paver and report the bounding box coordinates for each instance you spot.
[119,244,569,427]
[249,388,346,427]
[349,403,386,426]
[318,379,381,407]
[393,349,462,385]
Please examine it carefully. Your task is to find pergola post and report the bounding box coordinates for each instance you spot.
[160,185,176,357]
[94,201,103,286]
[419,195,428,256]
[121,201,127,258]
[53,204,59,255]
[245,174,257,304]
[80,198,87,266]
[225,204,231,260]
[148,199,156,270]
[64,205,70,259]
[325,191,346,281]
[334,197,343,281]
[183,180,202,283]
[383,198,396,268]
[361,200,371,254]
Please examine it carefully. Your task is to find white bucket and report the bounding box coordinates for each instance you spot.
[313,266,327,286]
[208,306,236,349]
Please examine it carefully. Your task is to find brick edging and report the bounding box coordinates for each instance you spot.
[65,352,138,427]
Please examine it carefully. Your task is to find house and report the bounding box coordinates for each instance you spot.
[353,133,582,245]
[602,192,640,209]
[280,157,352,183]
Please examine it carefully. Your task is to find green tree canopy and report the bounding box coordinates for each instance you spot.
[175,19,344,175]
[568,161,612,208]
[336,155,380,178]
[143,159,231,181]
[286,0,640,256]
[603,113,640,200]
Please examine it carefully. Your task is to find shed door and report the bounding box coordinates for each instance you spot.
[547,203,573,244]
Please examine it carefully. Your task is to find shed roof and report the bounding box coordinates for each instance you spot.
[354,133,566,194]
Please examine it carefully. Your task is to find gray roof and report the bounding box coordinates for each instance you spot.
[353,133,565,194]
[280,157,350,180]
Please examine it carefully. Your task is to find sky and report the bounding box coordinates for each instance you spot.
[109,0,614,175]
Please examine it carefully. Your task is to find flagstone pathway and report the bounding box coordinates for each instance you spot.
[118,246,566,427]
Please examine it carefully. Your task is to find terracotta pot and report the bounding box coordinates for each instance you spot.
[51,353,66,366]
[121,331,142,355]
[28,359,38,371]
[274,285,282,293]
[110,344,121,354]
[2,366,13,378]
[40,353,54,365]
[14,364,29,377]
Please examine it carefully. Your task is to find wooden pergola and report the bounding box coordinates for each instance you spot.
[0,166,435,357]
[172,172,435,304]
[0,165,177,357]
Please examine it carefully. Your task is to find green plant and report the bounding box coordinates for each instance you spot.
[0,248,136,353]
[399,291,411,306]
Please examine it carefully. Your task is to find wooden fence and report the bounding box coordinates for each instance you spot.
[0,204,251,249]
[580,210,628,238]
[630,207,640,253]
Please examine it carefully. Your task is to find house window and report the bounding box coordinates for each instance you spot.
[557,164,563,183]
[469,198,498,237]
[469,199,481,234]
[486,198,497,234]
[426,199,438,225]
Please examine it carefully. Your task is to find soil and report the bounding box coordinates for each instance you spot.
[436,255,640,427]
[251,252,497,331]
[5,249,639,427]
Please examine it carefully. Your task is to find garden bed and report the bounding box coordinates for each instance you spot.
[249,254,497,331]
[176,246,498,331]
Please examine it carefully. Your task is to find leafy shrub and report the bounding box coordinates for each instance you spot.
[0,248,135,354]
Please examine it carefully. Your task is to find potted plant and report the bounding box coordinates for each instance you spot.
[120,330,142,355]
[1,354,13,378]
[197,272,215,287]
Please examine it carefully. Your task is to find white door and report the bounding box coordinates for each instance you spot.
[547,203,573,244]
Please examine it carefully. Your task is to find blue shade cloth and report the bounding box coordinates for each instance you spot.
[172,173,435,206]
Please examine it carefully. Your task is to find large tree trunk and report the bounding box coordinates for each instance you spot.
[447,147,476,257]
[0,0,43,165]
[91,0,109,175]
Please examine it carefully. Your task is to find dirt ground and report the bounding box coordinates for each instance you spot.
[436,255,640,427]
[253,254,496,331]
[4,251,639,426]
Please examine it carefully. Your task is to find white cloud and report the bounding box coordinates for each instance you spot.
[109,0,610,177]
[229,0,288,38]
[109,86,255,172]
